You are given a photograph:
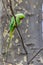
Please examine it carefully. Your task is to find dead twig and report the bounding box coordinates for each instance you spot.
[9,0,28,54]
[28,48,43,64]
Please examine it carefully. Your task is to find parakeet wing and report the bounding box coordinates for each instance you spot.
[9,16,15,32]
[16,16,21,25]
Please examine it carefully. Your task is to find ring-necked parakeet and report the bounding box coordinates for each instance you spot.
[9,13,25,39]
[3,13,25,54]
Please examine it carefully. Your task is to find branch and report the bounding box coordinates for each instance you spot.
[28,48,43,64]
[16,27,28,54]
[9,0,28,54]
[10,0,16,18]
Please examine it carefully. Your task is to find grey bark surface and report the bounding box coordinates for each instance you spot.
[0,0,3,55]
[0,0,43,65]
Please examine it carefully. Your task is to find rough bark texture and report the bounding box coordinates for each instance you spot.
[0,0,43,65]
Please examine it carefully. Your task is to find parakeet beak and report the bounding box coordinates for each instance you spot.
[20,18,24,22]
[20,18,24,20]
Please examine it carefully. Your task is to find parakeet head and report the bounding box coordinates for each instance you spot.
[15,13,25,25]
[15,13,25,20]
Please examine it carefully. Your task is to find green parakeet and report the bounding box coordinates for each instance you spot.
[4,13,25,54]
[9,13,25,38]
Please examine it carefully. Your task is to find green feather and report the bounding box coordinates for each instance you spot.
[15,13,25,19]
[9,16,16,32]
[9,13,25,32]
